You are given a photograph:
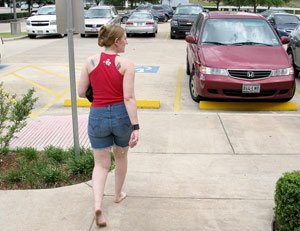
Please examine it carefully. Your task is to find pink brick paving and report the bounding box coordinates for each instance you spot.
[9,115,91,150]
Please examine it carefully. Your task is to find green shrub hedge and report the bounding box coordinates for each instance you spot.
[275,170,300,231]
[0,12,30,21]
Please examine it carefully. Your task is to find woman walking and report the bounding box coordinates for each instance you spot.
[78,25,139,227]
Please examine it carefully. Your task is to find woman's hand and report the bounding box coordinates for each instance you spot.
[129,130,139,148]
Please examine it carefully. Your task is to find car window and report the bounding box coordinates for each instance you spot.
[175,6,203,15]
[274,15,300,24]
[130,13,152,20]
[201,19,280,45]
[86,9,112,18]
[36,7,55,15]
[194,14,204,39]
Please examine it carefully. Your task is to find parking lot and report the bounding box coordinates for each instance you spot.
[1,22,300,116]
[1,21,300,230]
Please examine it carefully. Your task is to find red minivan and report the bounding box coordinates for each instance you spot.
[186,11,295,102]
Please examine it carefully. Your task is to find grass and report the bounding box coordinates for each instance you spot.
[0,32,27,38]
[0,146,115,189]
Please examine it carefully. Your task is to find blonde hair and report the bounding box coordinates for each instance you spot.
[98,25,125,47]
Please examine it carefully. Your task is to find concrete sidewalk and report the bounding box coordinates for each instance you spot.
[1,112,300,230]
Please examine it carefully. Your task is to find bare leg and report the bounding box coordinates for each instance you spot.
[92,147,111,226]
[113,145,129,203]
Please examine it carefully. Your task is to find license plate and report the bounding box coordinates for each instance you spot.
[135,22,144,26]
[92,28,97,32]
[37,30,43,34]
[242,84,260,93]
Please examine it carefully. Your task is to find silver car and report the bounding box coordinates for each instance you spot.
[81,5,121,37]
[125,11,158,37]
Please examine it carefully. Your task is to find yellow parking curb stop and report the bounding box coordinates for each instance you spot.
[64,99,160,109]
[199,101,298,111]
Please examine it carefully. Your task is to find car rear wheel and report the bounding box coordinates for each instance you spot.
[122,17,128,24]
[58,33,64,38]
[189,70,201,102]
[170,32,176,39]
[80,34,85,38]
[288,50,299,78]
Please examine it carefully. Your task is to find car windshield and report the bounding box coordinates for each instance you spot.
[130,13,152,20]
[201,18,280,46]
[36,7,56,15]
[175,6,202,15]
[274,15,300,24]
[86,9,112,18]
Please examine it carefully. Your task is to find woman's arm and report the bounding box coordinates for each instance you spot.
[78,59,90,98]
[123,60,139,148]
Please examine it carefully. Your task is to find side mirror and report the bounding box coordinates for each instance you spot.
[280,36,290,44]
[185,34,196,44]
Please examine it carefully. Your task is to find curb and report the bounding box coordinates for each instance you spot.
[2,35,28,41]
[64,98,161,109]
[199,101,298,111]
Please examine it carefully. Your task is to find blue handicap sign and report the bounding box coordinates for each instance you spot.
[135,66,159,74]
[0,65,8,69]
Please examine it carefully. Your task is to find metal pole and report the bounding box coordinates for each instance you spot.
[66,0,80,158]
[13,0,17,20]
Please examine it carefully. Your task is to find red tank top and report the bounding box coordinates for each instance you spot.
[89,53,124,107]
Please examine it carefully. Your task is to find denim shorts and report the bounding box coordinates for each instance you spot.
[88,103,132,149]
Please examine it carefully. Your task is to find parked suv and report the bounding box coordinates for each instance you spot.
[152,4,174,21]
[267,13,300,37]
[170,4,203,39]
[287,24,300,78]
[26,5,64,39]
[186,11,295,102]
[81,5,121,37]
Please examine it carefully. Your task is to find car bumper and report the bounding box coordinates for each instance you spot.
[126,26,156,34]
[196,73,295,100]
[171,25,191,37]
[84,27,101,35]
[26,25,59,35]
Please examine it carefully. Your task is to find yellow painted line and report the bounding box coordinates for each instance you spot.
[64,98,160,109]
[174,65,184,112]
[29,65,69,80]
[200,101,298,111]
[13,73,60,97]
[30,87,70,118]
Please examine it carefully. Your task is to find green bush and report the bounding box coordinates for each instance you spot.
[16,147,38,161]
[44,146,69,163]
[275,170,300,231]
[0,12,30,21]
[0,83,38,154]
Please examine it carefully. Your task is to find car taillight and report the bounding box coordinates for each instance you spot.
[146,22,154,25]
[126,22,133,25]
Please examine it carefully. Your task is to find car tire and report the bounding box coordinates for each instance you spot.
[122,17,128,24]
[189,70,201,102]
[186,55,191,75]
[288,49,299,78]
[170,33,176,39]
[80,34,85,38]
[28,34,36,39]
[58,33,64,38]
[163,15,168,22]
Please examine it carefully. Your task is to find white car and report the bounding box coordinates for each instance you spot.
[0,37,4,64]
[26,5,64,39]
[81,5,121,37]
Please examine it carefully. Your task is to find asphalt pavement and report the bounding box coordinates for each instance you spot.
[1,20,300,231]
